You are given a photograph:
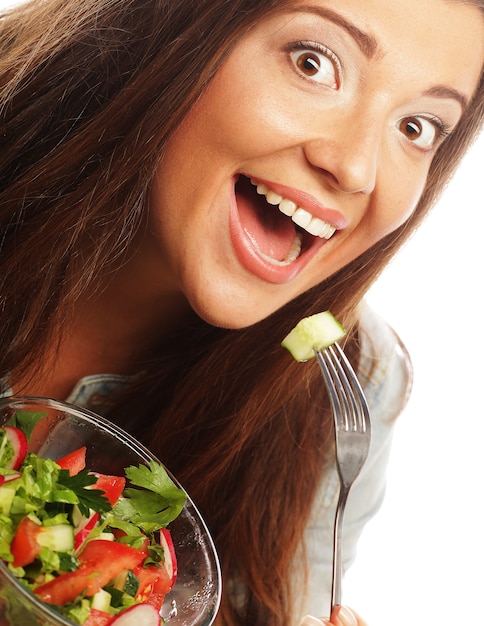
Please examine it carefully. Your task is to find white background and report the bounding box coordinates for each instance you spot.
[345,134,484,625]
[1,0,483,622]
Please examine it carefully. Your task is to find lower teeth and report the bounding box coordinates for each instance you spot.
[246,232,303,267]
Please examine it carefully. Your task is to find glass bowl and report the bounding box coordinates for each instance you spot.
[0,395,221,626]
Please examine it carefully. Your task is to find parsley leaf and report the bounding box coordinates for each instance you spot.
[112,461,186,532]
[56,469,111,517]
[57,552,79,572]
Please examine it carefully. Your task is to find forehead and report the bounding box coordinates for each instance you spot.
[275,0,484,47]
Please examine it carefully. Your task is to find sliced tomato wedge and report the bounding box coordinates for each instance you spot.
[11,517,42,567]
[72,473,125,550]
[92,473,126,506]
[35,570,98,606]
[34,539,148,605]
[55,446,87,476]
[80,538,148,568]
[133,562,172,609]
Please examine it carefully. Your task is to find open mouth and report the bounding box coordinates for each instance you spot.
[234,175,336,267]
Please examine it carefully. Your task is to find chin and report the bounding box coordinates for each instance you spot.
[186,291,279,330]
[191,305,270,330]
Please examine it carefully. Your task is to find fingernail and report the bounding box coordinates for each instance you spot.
[334,605,358,626]
[299,616,325,626]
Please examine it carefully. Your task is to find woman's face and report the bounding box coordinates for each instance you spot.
[148,0,483,328]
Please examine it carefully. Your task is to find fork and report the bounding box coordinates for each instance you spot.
[315,342,372,615]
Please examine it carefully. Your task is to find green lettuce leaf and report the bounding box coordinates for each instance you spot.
[7,410,46,441]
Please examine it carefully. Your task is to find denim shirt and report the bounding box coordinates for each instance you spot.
[0,304,412,621]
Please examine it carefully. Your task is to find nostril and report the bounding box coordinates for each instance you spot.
[303,137,378,195]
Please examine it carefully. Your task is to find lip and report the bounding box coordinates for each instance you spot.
[229,175,343,285]
[249,176,349,230]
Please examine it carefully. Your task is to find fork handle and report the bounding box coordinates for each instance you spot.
[331,486,350,613]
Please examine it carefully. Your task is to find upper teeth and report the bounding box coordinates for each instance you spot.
[250,180,336,240]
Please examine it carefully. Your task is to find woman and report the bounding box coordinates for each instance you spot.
[0,0,483,625]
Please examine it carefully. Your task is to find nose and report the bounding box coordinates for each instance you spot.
[303,108,383,195]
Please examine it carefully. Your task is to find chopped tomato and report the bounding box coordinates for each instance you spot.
[11,517,42,567]
[83,608,114,626]
[134,562,172,607]
[35,569,99,605]
[72,473,126,551]
[92,473,126,505]
[56,446,87,476]
[34,540,148,605]
[80,539,148,568]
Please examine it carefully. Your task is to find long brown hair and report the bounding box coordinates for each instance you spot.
[1,1,483,624]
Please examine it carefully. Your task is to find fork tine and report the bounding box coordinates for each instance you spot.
[317,345,370,433]
[317,348,353,431]
[331,343,370,433]
[315,349,344,422]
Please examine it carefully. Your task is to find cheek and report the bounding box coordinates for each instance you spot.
[368,162,429,241]
[197,59,304,161]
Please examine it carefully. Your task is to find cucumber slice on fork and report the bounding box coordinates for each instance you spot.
[281,311,346,362]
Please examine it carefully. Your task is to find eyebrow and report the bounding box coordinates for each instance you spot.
[290,5,379,58]
[423,86,469,112]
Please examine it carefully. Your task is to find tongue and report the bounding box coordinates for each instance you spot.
[236,180,297,262]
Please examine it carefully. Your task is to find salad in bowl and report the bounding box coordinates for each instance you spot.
[0,396,221,626]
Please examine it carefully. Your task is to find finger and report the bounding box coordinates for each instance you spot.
[331,605,368,626]
[298,616,330,626]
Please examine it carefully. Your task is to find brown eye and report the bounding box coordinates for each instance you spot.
[290,47,338,88]
[398,116,440,150]
[399,118,423,139]
[296,52,321,76]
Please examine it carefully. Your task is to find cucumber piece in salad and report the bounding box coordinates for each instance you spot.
[281,311,346,362]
